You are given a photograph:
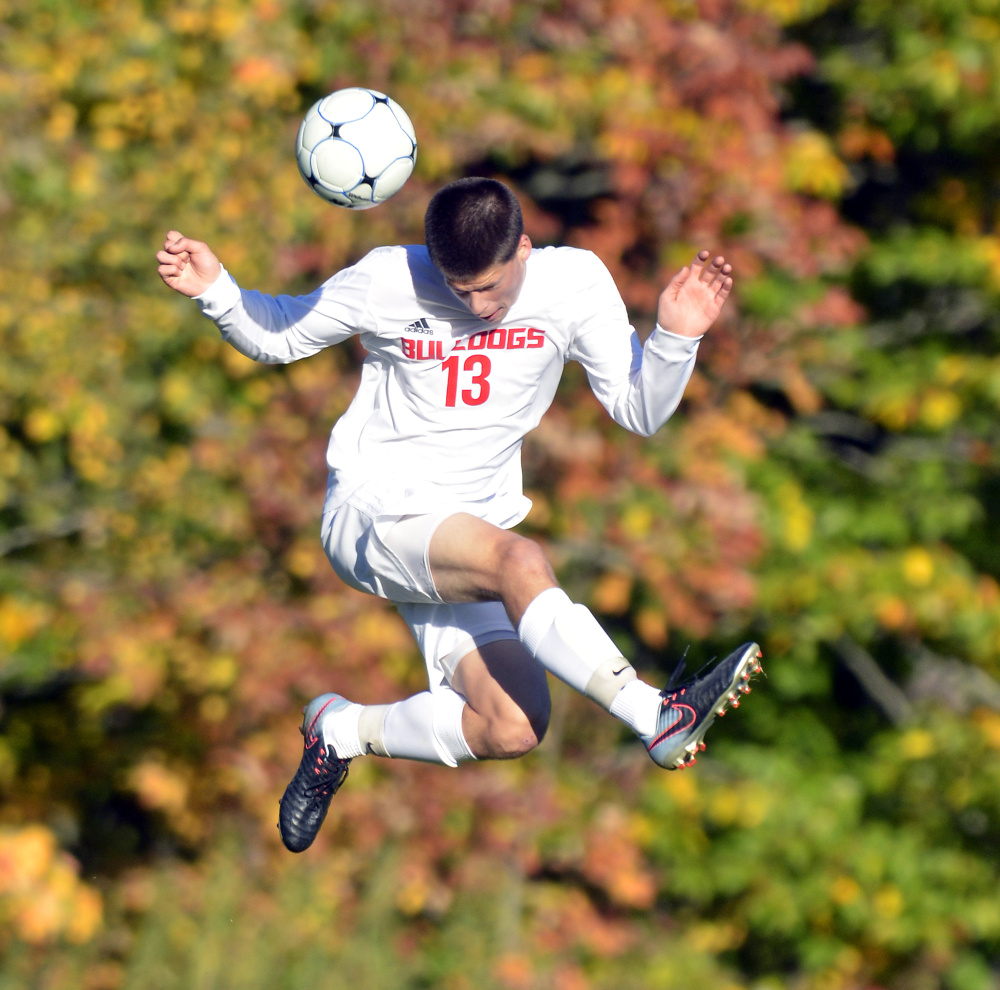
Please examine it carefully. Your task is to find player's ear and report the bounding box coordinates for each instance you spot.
[516,234,532,260]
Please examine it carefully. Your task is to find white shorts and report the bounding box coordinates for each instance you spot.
[321,492,519,691]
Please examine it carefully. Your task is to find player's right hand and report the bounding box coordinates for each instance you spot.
[156,231,222,298]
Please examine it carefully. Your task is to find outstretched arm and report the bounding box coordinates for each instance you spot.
[657,250,733,338]
[156,231,223,298]
[156,229,373,364]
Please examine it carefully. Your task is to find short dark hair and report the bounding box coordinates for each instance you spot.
[424,177,524,280]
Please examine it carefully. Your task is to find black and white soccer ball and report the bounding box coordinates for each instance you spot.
[295,87,417,209]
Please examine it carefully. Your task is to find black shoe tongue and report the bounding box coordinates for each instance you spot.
[665,646,691,691]
[664,662,685,691]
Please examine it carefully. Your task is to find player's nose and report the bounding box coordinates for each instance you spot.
[469,293,493,317]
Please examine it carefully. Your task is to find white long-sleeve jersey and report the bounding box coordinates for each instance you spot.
[195,244,701,528]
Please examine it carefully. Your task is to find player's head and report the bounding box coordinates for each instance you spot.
[425,177,533,323]
[425,177,524,279]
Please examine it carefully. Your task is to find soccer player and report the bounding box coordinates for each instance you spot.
[156,177,762,853]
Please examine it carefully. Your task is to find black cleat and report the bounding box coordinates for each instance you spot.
[278,693,352,853]
[640,642,763,769]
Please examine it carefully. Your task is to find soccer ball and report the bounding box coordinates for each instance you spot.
[295,87,417,209]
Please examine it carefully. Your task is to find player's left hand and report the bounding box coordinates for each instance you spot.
[656,251,733,338]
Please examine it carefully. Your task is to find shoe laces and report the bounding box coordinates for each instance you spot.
[663,646,723,698]
[664,645,703,692]
[303,744,350,796]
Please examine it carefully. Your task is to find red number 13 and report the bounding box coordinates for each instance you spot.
[441,354,491,407]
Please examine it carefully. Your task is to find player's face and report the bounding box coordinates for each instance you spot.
[446,235,532,323]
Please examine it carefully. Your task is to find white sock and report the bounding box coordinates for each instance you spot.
[350,690,474,767]
[320,701,367,759]
[518,588,646,715]
[609,679,664,736]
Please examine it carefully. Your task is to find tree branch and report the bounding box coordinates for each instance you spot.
[0,513,92,557]
[834,635,914,726]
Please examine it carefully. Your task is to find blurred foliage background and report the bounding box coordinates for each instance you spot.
[3,0,1000,987]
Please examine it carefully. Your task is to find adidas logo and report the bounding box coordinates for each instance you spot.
[403,317,433,335]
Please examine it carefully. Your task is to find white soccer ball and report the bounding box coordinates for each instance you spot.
[295,87,417,209]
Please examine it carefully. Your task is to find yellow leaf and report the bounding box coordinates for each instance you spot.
[353,610,413,654]
[661,770,700,811]
[972,709,1000,749]
[784,131,851,199]
[635,607,668,648]
[44,102,77,143]
[873,885,904,918]
[0,826,55,890]
[128,761,188,816]
[899,728,935,759]
[23,407,62,443]
[591,572,633,614]
[876,595,910,630]
[830,875,862,906]
[620,504,653,539]
[199,695,228,722]
[0,826,102,945]
[776,482,814,551]
[902,548,935,587]
[66,884,103,944]
[688,920,747,953]
[0,598,50,648]
[287,540,320,579]
[936,355,966,385]
[920,390,961,430]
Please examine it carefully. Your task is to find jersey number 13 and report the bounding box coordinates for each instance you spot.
[441,355,491,407]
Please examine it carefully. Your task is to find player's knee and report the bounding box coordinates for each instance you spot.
[494,533,554,590]
[486,705,549,759]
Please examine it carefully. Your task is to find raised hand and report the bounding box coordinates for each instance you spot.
[656,250,734,338]
[156,231,223,298]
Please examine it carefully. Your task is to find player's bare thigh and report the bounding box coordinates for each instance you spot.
[429,512,557,623]
[451,638,551,760]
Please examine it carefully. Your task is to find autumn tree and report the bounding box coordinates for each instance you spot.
[3,0,1000,988]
